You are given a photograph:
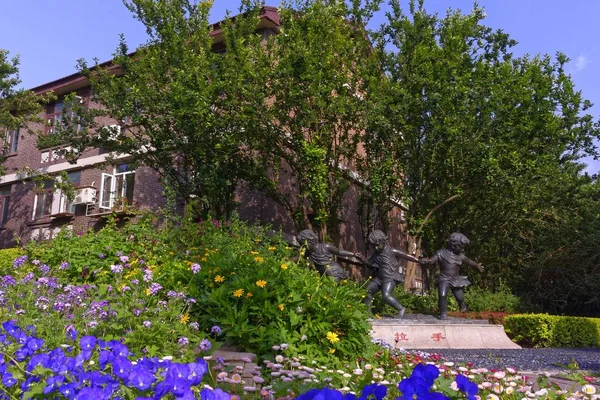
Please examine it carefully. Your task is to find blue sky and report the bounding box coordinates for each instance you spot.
[2,0,599,171]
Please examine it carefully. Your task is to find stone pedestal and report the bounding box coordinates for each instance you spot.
[370,314,521,349]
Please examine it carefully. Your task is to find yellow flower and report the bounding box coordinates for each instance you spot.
[268,246,276,251]
[233,289,244,298]
[280,263,288,270]
[254,256,264,263]
[246,292,253,298]
[214,275,225,283]
[145,288,151,296]
[251,251,259,255]
[278,304,285,311]
[179,314,190,324]
[256,280,267,288]
[326,331,340,344]
[201,258,207,262]
[328,348,336,354]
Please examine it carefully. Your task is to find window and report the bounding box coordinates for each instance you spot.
[45,97,85,135]
[4,129,19,154]
[0,185,11,225]
[32,171,82,219]
[99,164,135,209]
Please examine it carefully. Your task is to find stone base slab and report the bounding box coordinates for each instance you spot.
[370,318,521,349]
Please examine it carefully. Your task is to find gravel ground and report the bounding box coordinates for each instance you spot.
[417,348,600,372]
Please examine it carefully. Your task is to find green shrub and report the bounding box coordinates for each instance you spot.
[551,317,600,348]
[504,314,600,348]
[158,217,374,363]
[464,285,521,313]
[0,247,23,274]
[22,213,374,363]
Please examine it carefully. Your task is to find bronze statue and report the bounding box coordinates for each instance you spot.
[420,232,484,320]
[296,229,355,281]
[357,230,420,319]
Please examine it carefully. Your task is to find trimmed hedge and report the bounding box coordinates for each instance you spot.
[504,314,600,348]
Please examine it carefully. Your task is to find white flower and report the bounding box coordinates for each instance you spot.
[534,388,548,396]
[582,384,597,395]
[506,367,517,374]
[486,395,500,400]
[449,381,459,391]
[481,382,492,389]
[275,355,284,363]
[493,371,506,379]
[444,362,455,367]
[492,382,504,394]
[353,369,363,376]
[364,364,373,370]
[505,387,515,395]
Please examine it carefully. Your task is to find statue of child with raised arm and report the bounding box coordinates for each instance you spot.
[296,229,356,281]
[357,230,421,319]
[420,232,484,320]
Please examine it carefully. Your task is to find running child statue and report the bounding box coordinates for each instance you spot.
[357,230,421,319]
[296,229,356,281]
[420,232,484,320]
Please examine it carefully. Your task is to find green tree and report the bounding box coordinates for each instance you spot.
[46,0,269,219]
[361,0,600,290]
[0,49,52,174]
[245,0,381,239]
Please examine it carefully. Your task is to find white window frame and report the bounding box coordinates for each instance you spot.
[99,165,135,210]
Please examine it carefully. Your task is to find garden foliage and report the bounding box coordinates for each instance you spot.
[19,213,373,363]
[504,314,600,348]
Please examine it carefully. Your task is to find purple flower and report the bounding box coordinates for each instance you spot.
[189,322,199,330]
[1,275,16,287]
[126,364,156,391]
[120,285,131,292]
[178,337,190,346]
[59,261,70,270]
[133,309,142,317]
[143,321,152,328]
[191,263,201,274]
[119,255,129,263]
[99,253,105,259]
[210,325,222,335]
[39,264,50,275]
[131,279,139,285]
[199,339,211,352]
[116,251,123,257]
[110,264,123,274]
[32,259,41,265]
[148,282,162,295]
[79,335,97,351]
[13,255,28,269]
[66,325,78,341]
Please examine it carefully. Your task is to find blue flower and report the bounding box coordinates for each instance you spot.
[59,382,78,399]
[43,374,65,394]
[358,383,387,400]
[411,363,440,387]
[187,360,208,386]
[126,364,156,391]
[296,387,344,400]
[200,388,231,400]
[113,357,133,380]
[79,335,97,351]
[2,372,17,387]
[456,374,478,400]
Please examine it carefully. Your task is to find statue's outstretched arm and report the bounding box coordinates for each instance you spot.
[419,254,438,266]
[463,256,484,272]
[391,248,420,263]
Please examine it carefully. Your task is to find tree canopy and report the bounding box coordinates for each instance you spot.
[35,0,600,313]
[0,49,52,174]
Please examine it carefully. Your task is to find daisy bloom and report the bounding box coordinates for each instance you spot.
[214,275,225,283]
[233,289,244,298]
[256,280,267,288]
[326,331,340,344]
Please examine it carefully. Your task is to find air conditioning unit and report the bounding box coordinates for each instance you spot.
[99,125,121,141]
[72,187,97,205]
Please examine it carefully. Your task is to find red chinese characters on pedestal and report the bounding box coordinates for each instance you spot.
[394,332,409,342]
[431,332,446,341]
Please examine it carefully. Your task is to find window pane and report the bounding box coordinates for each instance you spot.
[35,192,52,219]
[1,196,9,224]
[0,185,11,196]
[68,170,81,186]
